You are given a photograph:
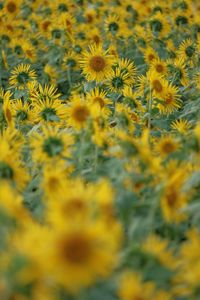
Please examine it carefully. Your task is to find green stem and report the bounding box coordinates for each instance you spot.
[148,87,153,129]
[67,68,72,89]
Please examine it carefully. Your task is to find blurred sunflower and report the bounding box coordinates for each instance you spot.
[30,126,74,164]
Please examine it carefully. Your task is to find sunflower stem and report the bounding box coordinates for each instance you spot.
[148,87,153,129]
[93,144,98,175]
[67,68,72,89]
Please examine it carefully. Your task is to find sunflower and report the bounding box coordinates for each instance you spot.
[143,46,158,64]
[117,58,137,85]
[118,271,155,300]
[11,100,35,125]
[31,84,61,102]
[46,219,121,293]
[169,58,189,86]
[86,87,112,117]
[178,38,197,64]
[161,183,188,224]
[9,64,37,90]
[3,0,22,17]
[155,136,179,156]
[87,27,102,45]
[150,58,168,76]
[0,136,28,190]
[160,162,190,223]
[171,119,191,134]
[21,41,37,62]
[1,89,14,127]
[66,97,91,130]
[173,9,192,27]
[157,83,181,115]
[30,126,74,164]
[149,11,170,38]
[44,64,58,85]
[142,234,176,270]
[58,11,75,35]
[46,179,93,223]
[41,162,70,200]
[106,68,132,93]
[33,98,67,125]
[148,70,167,99]
[105,14,120,35]
[80,44,114,82]
[63,51,79,71]
[122,86,144,112]
[0,182,29,221]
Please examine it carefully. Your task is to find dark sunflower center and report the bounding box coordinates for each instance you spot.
[67,58,76,68]
[42,21,51,31]
[93,97,105,108]
[93,35,100,44]
[89,55,106,72]
[74,45,82,53]
[112,76,124,89]
[58,3,68,12]
[108,22,119,33]
[161,141,175,153]
[175,16,188,26]
[152,80,163,92]
[153,6,162,13]
[166,190,178,207]
[52,29,61,39]
[73,106,89,122]
[43,137,64,157]
[41,107,59,122]
[63,198,87,215]
[156,64,164,73]
[0,162,14,179]
[17,72,29,84]
[148,54,155,61]
[150,20,163,32]
[16,110,28,121]
[6,1,17,13]
[5,108,12,122]
[185,45,195,58]
[165,93,173,104]
[59,234,92,264]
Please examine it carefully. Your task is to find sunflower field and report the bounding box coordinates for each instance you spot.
[0,0,200,299]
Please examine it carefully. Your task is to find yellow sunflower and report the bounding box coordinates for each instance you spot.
[150,58,168,76]
[143,46,158,65]
[9,64,37,90]
[86,87,112,117]
[155,136,180,157]
[147,70,167,99]
[178,38,197,64]
[3,0,22,17]
[80,44,114,82]
[117,58,137,85]
[157,83,181,115]
[30,84,61,102]
[30,126,74,164]
[33,98,67,125]
[46,219,121,293]
[171,119,191,134]
[106,68,132,93]
[66,97,91,130]
[11,99,35,125]
[0,136,28,190]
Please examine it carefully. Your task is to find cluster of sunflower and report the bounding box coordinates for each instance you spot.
[0,0,200,299]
